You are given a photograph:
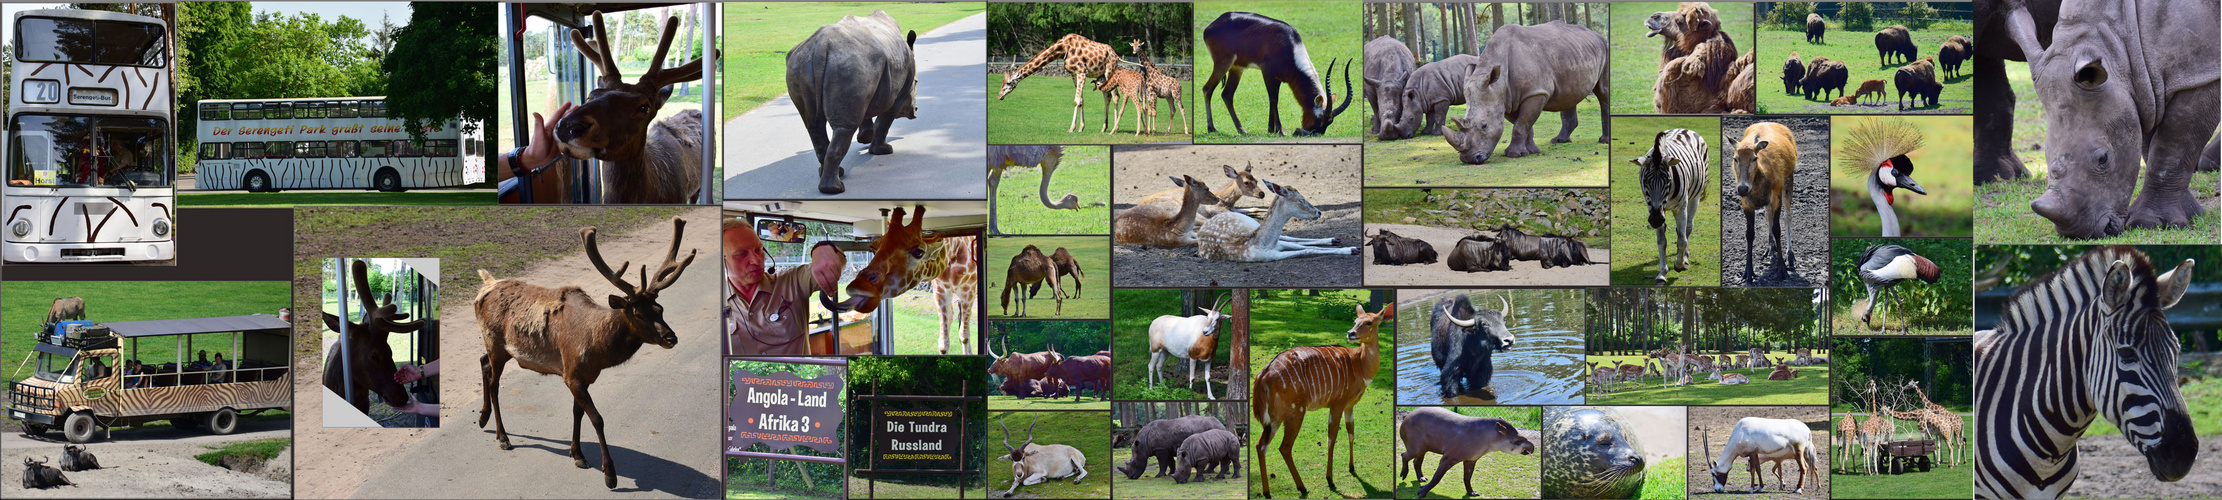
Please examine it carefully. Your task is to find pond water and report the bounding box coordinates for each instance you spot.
[1395,289,1588,405]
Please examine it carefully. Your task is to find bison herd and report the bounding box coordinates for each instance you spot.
[1370,225,1598,272]
[1785,15,1969,111]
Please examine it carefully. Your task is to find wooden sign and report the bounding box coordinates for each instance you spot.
[727,368,844,454]
[869,406,962,469]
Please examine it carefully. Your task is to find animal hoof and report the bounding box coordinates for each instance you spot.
[575,456,591,469]
[868,143,894,155]
[605,473,618,490]
[1654,276,1668,285]
[818,177,846,195]
[497,441,513,451]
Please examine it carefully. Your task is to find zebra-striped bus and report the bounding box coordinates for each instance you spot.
[192,96,485,192]
[2,8,176,263]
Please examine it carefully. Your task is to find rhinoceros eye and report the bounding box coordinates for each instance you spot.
[2075,59,2108,91]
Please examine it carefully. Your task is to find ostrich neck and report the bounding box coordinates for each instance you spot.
[1869,174,1899,236]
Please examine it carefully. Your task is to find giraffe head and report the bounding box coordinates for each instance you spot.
[835,205,940,314]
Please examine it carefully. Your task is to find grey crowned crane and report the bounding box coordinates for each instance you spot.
[1837,119,1929,236]
[1855,244,1941,332]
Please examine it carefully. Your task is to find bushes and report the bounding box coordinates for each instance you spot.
[1839,2,1874,31]
[1898,2,1938,30]
[1764,2,1813,30]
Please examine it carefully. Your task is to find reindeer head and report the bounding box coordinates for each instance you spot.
[838,205,952,314]
[583,217,699,349]
[552,11,705,163]
[322,260,426,340]
[1347,303,1390,344]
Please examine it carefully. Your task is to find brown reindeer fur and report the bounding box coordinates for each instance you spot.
[323,260,425,414]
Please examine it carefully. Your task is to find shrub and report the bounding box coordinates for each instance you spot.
[1899,2,1938,30]
[1840,2,1874,31]
[1765,2,1814,30]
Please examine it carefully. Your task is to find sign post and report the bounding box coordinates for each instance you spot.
[725,357,848,497]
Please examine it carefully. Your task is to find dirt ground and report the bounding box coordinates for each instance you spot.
[1,427,293,498]
[1685,406,1831,499]
[1111,144,1363,288]
[1364,223,1610,286]
[1718,116,1831,287]
[2063,436,2222,499]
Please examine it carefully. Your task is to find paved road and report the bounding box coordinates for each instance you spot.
[346,208,722,499]
[724,13,987,200]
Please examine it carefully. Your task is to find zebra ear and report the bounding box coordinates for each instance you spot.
[2156,259,2195,310]
[2102,259,2135,313]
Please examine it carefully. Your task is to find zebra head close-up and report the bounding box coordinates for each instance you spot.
[1634,128,1710,285]
[1974,246,2201,500]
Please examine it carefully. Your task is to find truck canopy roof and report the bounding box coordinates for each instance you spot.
[101,314,288,337]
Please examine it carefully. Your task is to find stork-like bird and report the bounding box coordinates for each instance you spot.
[1855,244,1941,332]
[1837,119,1928,236]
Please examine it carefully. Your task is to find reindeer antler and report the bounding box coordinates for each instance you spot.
[639,14,705,90]
[571,12,625,89]
[583,226,639,297]
[583,217,698,298]
[573,11,705,91]
[647,217,699,293]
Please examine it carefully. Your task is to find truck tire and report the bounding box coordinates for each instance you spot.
[374,168,405,192]
[244,170,273,192]
[63,411,96,443]
[205,407,238,435]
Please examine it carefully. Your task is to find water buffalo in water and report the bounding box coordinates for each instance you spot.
[1442,21,1610,164]
[1446,236,1513,272]
[1990,0,2217,238]
[1380,54,1479,140]
[1364,36,1416,137]
[1874,25,1917,66]
[1433,293,1515,399]
[787,11,918,194]
[1117,415,1227,479]
[1491,224,1595,268]
[1368,229,1438,265]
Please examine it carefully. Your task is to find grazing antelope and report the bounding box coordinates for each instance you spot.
[1116,175,1220,248]
[1000,414,1088,497]
[46,297,85,325]
[475,217,698,489]
[1148,293,1231,399]
[1196,180,1358,262]
[1200,12,1355,136]
[830,205,978,354]
[552,12,704,203]
[1252,303,1389,498]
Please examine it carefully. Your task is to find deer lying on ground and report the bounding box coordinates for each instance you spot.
[1134,163,1266,223]
[1197,179,1357,262]
[1720,372,1751,385]
[474,217,698,489]
[1252,303,1390,497]
[1768,359,1797,380]
[551,12,704,203]
[46,297,85,326]
[1116,175,1220,248]
[1148,293,1230,399]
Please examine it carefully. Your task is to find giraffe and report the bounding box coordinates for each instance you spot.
[1856,380,1894,475]
[1834,411,1859,473]
[1092,68,1147,135]
[999,34,1123,133]
[1140,49,1189,135]
[1127,40,1158,136]
[1905,380,1965,467]
[835,205,980,355]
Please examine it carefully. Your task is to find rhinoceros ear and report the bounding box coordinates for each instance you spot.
[906,30,917,48]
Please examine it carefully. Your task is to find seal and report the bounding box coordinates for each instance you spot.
[1541,406,1648,499]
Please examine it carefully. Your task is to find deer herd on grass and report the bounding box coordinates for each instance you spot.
[1588,346,1825,399]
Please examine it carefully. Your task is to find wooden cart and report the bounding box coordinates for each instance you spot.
[1877,439,1936,474]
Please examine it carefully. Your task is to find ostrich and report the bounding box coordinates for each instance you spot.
[1854,244,1940,332]
[1836,119,1928,236]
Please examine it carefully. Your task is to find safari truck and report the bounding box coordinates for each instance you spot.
[9,314,290,443]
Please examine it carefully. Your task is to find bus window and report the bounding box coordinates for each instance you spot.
[199,142,220,160]
[332,140,359,158]
[14,17,167,67]
[327,101,353,118]
[465,138,478,156]
[233,142,263,159]
[233,103,262,120]
[361,101,386,118]
[265,141,290,158]
[427,139,458,157]
[267,102,292,120]
[200,102,229,121]
[296,141,327,158]
[362,140,390,157]
[7,115,172,188]
[297,101,323,119]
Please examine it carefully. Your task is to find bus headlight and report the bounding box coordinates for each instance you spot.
[151,219,170,238]
[10,219,30,238]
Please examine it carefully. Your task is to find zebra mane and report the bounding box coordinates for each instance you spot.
[1997,246,2156,331]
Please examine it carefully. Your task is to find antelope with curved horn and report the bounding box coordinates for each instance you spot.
[1147,293,1231,399]
[552,12,705,203]
[1000,414,1088,497]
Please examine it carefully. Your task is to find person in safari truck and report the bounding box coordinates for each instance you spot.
[724,218,847,355]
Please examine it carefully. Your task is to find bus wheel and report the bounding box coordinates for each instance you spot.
[205,407,239,435]
[63,411,97,443]
[374,169,405,192]
[22,422,50,436]
[245,171,272,192]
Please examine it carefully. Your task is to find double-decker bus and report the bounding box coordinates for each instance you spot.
[192,96,483,192]
[2,9,176,263]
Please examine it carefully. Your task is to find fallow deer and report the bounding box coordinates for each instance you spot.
[829,205,977,354]
[1115,175,1220,248]
[323,260,429,416]
[1614,360,1645,392]
[473,217,698,489]
[1196,180,1357,262]
[552,12,705,203]
[1252,303,1389,497]
[1000,244,1063,317]
[1134,163,1265,222]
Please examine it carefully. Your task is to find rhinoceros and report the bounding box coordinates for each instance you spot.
[787,10,918,195]
[1442,21,1609,165]
[1364,37,1416,137]
[1380,54,1478,140]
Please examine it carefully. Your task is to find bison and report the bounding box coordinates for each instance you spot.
[1937,35,1971,79]
[1432,293,1515,399]
[1367,229,1438,265]
[1805,13,1826,44]
[1800,57,1848,101]
[1780,53,1804,94]
[1894,58,1942,110]
[1446,235,1512,273]
[1171,428,1242,484]
[1117,415,1227,479]
[1853,79,1888,102]
[1874,25,1917,66]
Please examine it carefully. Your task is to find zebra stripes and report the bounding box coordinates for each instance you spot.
[1974,247,2199,500]
[1635,128,1709,285]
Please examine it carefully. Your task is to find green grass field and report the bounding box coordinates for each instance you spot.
[1830,115,1975,237]
[982,411,1112,499]
[1112,289,1238,401]
[844,476,970,499]
[1609,3,1753,115]
[887,291,975,355]
[1755,22,1974,114]
[1610,116,1723,287]
[1392,406,1542,499]
[722,2,985,120]
[1644,456,1688,499]
[987,74,1197,144]
[1828,415,1974,498]
[986,394,1110,411]
[180,190,493,207]
[1363,101,1610,187]
[1977,61,2222,244]
[1192,0,1363,143]
[1247,289,1393,499]
[1116,469,1246,499]
[4,281,290,386]
[193,437,290,466]
[994,146,1112,235]
[1585,355,1828,405]
[986,236,1110,320]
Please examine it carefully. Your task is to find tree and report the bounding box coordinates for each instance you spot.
[384,2,496,141]
[1839,2,1875,31]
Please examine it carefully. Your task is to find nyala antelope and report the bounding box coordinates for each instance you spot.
[1252,303,1389,497]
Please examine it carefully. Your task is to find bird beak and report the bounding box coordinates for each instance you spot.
[1899,176,1928,196]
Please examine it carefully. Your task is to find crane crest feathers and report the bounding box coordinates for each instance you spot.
[1835,118,1925,175]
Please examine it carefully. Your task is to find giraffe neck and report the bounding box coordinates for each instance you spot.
[1009,37,1076,85]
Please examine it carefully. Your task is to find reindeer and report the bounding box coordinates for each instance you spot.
[1196,179,1358,262]
[1147,293,1231,399]
[474,217,698,489]
[46,297,85,326]
[998,414,1087,497]
[551,12,705,203]
[1117,175,1221,248]
[322,260,429,415]
[829,205,978,354]
[1252,303,1389,498]
[1000,245,1063,317]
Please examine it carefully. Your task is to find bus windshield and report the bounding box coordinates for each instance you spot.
[7,115,172,188]
[13,17,166,67]
[33,351,79,384]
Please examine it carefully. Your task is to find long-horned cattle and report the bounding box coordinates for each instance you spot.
[552,12,704,203]
[1045,350,1111,401]
[788,10,917,194]
[1703,418,1819,493]
[1730,122,1799,283]
[830,205,977,354]
[1432,294,1515,399]
[1252,303,1390,497]
[987,334,1063,393]
[1441,20,1610,165]
[1117,414,1227,479]
[1199,12,1355,136]
[473,217,698,489]
[1397,407,1536,498]
[323,260,430,415]
[1196,180,1359,262]
[999,415,1088,497]
[1147,293,1230,399]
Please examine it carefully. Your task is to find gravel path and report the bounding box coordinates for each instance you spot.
[2,424,294,498]
[1719,116,1832,287]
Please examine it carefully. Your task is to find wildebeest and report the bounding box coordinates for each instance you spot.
[1490,224,1595,268]
[1440,20,1610,164]
[1380,54,1479,140]
[1171,428,1242,484]
[1367,229,1438,265]
[20,457,71,489]
[59,445,98,472]
[1805,13,1826,43]
[1800,57,1849,101]
[1117,415,1227,479]
[1446,235,1513,272]
[788,10,918,194]
[1364,36,1416,137]
[1937,35,1971,79]
[46,297,85,326]
[1894,58,1942,110]
[1780,53,1804,94]
[1874,25,1917,65]
[1432,293,1515,399]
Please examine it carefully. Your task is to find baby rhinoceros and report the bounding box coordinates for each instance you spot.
[1398,407,1536,498]
[1171,429,1242,484]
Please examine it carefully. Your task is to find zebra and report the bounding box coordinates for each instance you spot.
[1634,128,1709,285]
[1974,246,2200,500]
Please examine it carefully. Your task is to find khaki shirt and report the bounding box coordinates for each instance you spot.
[726,264,822,355]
